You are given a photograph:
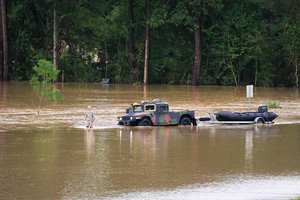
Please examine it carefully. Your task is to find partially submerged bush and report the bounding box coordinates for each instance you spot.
[30,59,63,114]
[267,100,282,109]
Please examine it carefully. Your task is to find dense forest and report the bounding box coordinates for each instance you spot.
[0,0,299,87]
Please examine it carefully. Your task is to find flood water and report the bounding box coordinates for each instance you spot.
[0,81,299,200]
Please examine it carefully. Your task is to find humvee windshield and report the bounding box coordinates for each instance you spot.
[126,105,143,113]
[133,106,143,112]
[126,107,132,113]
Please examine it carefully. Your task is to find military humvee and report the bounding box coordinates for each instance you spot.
[118,99,197,126]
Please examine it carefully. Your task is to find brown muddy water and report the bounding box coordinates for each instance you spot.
[0,81,299,200]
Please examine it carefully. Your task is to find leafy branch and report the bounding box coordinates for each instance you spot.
[30,59,63,115]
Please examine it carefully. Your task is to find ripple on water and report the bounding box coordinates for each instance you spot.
[108,175,300,200]
[0,84,299,130]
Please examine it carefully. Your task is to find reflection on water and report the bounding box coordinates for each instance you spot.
[0,124,299,199]
[84,129,95,157]
[245,130,253,172]
[0,81,8,101]
[0,82,300,200]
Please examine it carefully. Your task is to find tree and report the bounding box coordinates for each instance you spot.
[0,0,8,81]
[247,31,263,86]
[30,59,63,115]
[143,0,150,85]
[0,5,2,80]
[150,1,193,84]
[281,18,300,88]
[128,0,136,73]
[190,0,224,86]
[53,0,58,71]
[5,0,300,87]
[192,18,201,86]
[207,1,264,86]
[169,0,223,86]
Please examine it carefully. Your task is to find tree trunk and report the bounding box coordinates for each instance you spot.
[104,41,108,78]
[143,0,150,85]
[53,1,58,72]
[0,5,3,81]
[128,0,135,69]
[192,19,201,86]
[1,0,8,81]
[229,64,238,86]
[295,57,298,88]
[255,58,258,86]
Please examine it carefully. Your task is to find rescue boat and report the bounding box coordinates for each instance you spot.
[199,106,278,124]
[215,106,278,122]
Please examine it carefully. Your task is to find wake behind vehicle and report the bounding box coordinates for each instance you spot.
[118,99,197,126]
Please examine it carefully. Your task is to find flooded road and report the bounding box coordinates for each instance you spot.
[0,81,300,199]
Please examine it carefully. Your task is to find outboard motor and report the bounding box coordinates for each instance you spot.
[258,105,268,113]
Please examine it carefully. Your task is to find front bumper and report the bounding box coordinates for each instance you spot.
[117,116,139,126]
[118,120,136,126]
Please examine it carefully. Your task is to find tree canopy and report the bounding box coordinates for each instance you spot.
[2,0,299,87]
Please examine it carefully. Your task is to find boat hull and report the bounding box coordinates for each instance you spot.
[216,111,278,122]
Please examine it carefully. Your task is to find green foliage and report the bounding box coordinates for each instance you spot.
[30,59,63,114]
[290,196,300,200]
[6,0,300,87]
[267,100,282,109]
[280,17,300,87]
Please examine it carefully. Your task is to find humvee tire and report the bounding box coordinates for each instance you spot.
[138,118,152,126]
[180,117,193,126]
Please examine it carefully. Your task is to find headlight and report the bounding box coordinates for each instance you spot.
[130,116,133,120]
[119,117,122,120]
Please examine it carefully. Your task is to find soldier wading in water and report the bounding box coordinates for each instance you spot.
[84,105,95,128]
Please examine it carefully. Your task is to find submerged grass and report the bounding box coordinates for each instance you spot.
[267,100,282,109]
[291,197,300,200]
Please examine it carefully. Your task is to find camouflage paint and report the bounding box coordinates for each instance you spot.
[118,100,196,126]
[150,112,156,124]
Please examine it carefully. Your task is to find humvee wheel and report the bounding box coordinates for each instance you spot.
[180,117,192,126]
[138,118,152,126]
